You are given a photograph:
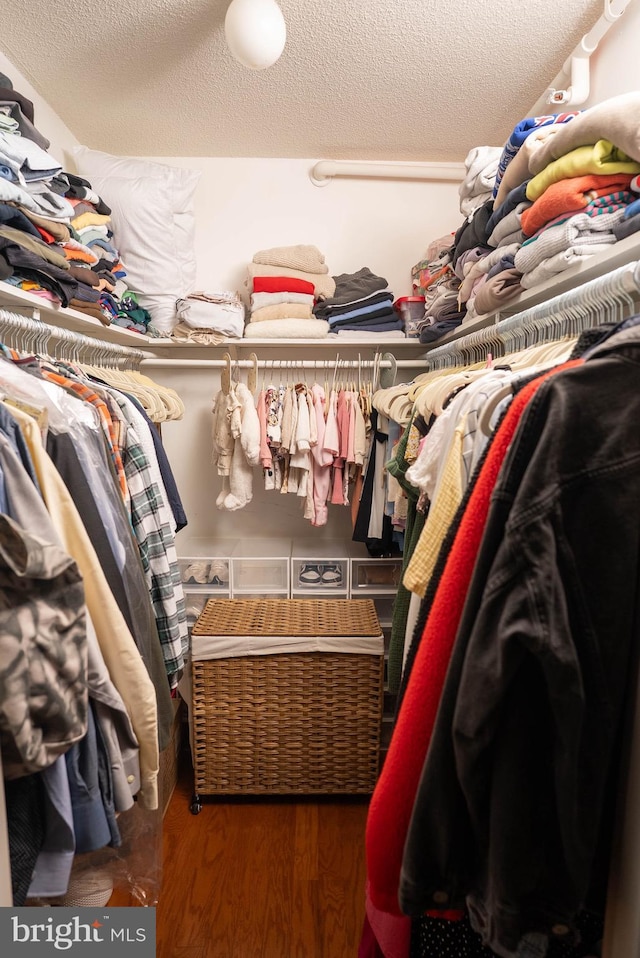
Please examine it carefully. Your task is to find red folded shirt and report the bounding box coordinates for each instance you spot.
[252,275,315,296]
[36,226,57,244]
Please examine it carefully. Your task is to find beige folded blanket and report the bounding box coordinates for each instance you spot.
[243,318,329,339]
[250,303,313,322]
[253,244,328,273]
[251,291,314,310]
[528,91,640,176]
[246,262,336,299]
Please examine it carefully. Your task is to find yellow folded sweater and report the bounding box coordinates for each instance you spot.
[526,139,640,202]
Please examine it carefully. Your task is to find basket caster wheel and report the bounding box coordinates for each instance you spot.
[190,795,202,815]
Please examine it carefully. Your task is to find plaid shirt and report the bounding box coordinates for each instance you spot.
[106,389,187,683]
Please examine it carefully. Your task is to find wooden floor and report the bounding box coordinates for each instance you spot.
[150,762,369,958]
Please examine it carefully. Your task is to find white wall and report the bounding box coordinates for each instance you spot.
[583,0,640,106]
[146,155,461,302]
[0,50,79,165]
[139,158,462,549]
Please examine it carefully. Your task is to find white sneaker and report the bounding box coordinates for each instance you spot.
[208,560,229,584]
[183,561,210,584]
[321,564,343,585]
[299,564,322,584]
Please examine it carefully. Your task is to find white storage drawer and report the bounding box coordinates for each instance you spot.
[231,538,291,595]
[351,558,402,593]
[184,590,212,630]
[291,538,349,596]
[372,595,395,627]
[228,590,290,601]
[291,558,348,594]
[178,556,231,590]
[232,559,290,593]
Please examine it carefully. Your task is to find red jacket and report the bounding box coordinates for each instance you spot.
[365,363,580,916]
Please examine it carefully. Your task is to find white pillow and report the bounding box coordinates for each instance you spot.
[72,146,201,333]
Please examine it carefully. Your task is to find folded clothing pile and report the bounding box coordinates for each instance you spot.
[416,97,640,331]
[411,233,455,295]
[61,181,160,334]
[415,272,467,344]
[612,177,640,241]
[0,74,160,334]
[62,182,131,324]
[458,146,502,217]
[514,206,626,289]
[173,290,245,343]
[244,244,334,339]
[314,267,403,338]
[0,80,79,306]
[0,74,49,150]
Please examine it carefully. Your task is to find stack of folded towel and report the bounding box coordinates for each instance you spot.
[314,267,403,338]
[244,244,335,338]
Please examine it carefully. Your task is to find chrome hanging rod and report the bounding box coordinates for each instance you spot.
[141,357,423,369]
[0,307,148,366]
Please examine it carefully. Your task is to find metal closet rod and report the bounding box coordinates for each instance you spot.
[0,307,149,364]
[141,357,422,369]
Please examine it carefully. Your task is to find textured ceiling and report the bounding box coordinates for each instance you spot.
[1,0,604,160]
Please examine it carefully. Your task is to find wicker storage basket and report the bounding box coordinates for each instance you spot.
[190,598,384,797]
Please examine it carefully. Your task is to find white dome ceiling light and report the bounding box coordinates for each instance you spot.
[224,0,287,70]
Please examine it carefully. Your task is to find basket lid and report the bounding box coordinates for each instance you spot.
[192,598,381,637]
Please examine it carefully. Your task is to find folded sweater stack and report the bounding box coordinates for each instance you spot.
[314,267,403,337]
[244,244,334,339]
[0,77,157,334]
[444,96,640,324]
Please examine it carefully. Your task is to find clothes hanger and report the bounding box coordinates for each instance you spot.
[378,351,397,389]
[221,352,232,395]
[330,355,340,396]
[477,381,515,437]
[247,352,258,395]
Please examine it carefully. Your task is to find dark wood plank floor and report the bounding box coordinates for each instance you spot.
[153,764,369,958]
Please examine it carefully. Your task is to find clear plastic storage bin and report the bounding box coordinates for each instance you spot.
[179,556,231,591]
[291,539,349,595]
[231,538,291,595]
[351,558,402,593]
[183,591,210,631]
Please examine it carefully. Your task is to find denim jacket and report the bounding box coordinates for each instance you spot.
[399,330,640,956]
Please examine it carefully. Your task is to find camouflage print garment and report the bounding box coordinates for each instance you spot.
[0,513,88,778]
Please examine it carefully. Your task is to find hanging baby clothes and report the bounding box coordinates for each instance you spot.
[213,364,380,527]
[211,380,261,510]
[309,383,333,526]
[353,409,398,556]
[290,383,312,501]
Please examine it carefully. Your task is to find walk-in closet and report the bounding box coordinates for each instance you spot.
[1,2,640,957]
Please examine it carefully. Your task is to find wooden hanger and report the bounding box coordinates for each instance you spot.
[246,352,258,394]
[221,352,232,394]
